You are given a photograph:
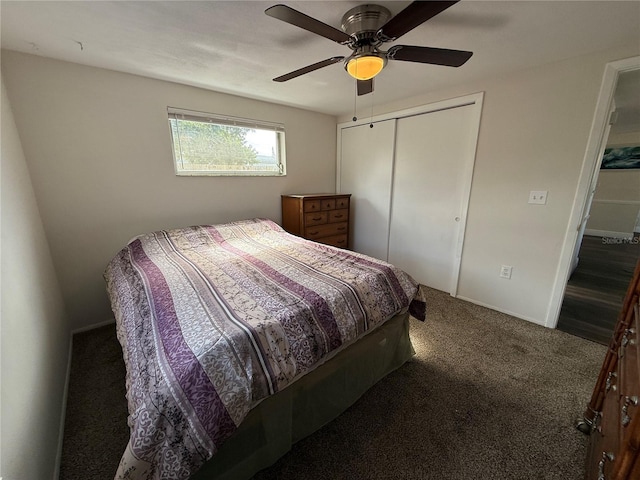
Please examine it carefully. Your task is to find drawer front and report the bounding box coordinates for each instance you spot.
[304,200,321,213]
[618,304,639,443]
[328,208,348,223]
[304,212,328,226]
[321,199,336,210]
[336,197,350,209]
[618,305,639,398]
[600,385,620,453]
[586,427,605,480]
[318,234,348,248]
[305,222,348,240]
[585,385,620,480]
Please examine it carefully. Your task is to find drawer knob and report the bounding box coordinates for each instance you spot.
[621,395,638,427]
[605,371,617,392]
[334,214,343,218]
[598,451,615,480]
[592,411,602,433]
[621,328,636,349]
[309,231,319,235]
[312,217,322,221]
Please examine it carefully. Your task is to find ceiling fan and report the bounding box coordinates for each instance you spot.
[265,1,473,96]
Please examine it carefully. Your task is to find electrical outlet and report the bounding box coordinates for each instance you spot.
[528,190,548,205]
[500,265,512,279]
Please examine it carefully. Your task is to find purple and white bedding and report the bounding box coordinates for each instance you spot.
[105,218,425,480]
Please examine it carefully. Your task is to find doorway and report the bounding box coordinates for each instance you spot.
[556,234,639,343]
[547,56,640,335]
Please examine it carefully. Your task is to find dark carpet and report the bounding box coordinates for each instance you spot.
[60,287,606,479]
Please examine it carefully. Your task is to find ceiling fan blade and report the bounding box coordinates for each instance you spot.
[357,79,373,96]
[379,1,459,41]
[388,45,472,67]
[273,56,345,82]
[265,4,351,44]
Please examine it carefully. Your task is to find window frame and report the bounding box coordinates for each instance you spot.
[167,107,287,177]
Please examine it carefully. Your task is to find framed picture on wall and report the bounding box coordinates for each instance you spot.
[601,145,640,169]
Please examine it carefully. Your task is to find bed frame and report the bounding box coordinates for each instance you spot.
[192,312,414,479]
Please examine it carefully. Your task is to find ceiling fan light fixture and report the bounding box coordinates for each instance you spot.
[266,2,472,96]
[346,55,385,80]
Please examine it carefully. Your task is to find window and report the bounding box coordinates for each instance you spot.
[168,107,286,176]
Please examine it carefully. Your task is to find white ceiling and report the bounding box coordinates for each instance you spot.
[1,1,639,118]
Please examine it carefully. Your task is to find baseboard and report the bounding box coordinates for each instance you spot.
[584,228,634,239]
[454,295,546,327]
[71,318,116,335]
[54,333,74,480]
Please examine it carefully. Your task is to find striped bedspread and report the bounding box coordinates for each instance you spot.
[105,218,425,480]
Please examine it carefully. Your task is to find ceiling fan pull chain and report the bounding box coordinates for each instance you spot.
[369,87,375,128]
[352,79,358,122]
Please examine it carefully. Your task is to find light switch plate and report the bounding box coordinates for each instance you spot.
[528,190,548,205]
[500,265,512,279]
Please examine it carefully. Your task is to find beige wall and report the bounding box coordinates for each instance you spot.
[3,43,639,338]
[339,44,640,325]
[1,51,338,330]
[586,130,640,235]
[1,75,70,479]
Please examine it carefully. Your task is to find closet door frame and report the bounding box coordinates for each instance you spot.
[336,92,484,296]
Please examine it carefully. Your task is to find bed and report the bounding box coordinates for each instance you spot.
[105,218,425,480]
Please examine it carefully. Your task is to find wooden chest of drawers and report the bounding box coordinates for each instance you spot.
[582,259,640,480]
[281,194,351,249]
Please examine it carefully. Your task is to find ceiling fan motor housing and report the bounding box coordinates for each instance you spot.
[341,4,391,46]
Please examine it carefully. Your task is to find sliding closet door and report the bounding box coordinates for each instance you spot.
[388,104,477,293]
[339,119,396,260]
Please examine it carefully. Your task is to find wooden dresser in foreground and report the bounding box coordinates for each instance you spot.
[281,194,351,249]
[581,258,640,480]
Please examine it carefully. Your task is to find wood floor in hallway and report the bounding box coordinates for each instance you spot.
[557,234,640,344]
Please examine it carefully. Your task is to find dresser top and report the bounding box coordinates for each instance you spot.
[282,193,351,199]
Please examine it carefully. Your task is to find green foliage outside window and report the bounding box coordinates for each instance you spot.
[168,108,285,176]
